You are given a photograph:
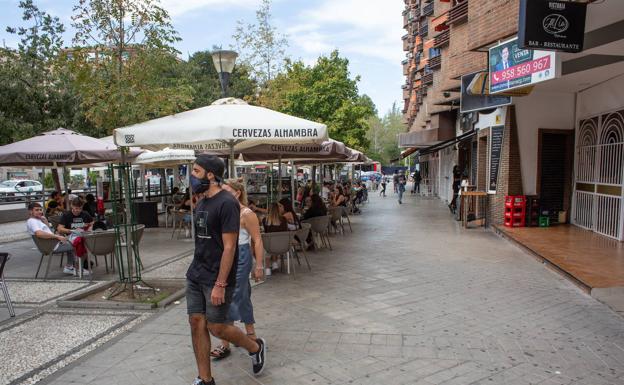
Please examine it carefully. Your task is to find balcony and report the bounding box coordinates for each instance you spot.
[448,0,468,25]
[423,2,434,17]
[429,54,441,70]
[417,42,424,52]
[402,34,409,51]
[434,29,450,48]
[403,10,409,28]
[403,87,410,100]
[419,22,428,37]
[403,60,409,75]
[423,72,433,86]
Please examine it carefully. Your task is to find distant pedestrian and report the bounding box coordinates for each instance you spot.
[449,165,462,214]
[397,171,407,204]
[379,176,387,197]
[412,170,421,194]
[393,170,399,194]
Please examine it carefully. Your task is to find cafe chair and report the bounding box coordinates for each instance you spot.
[84,230,117,274]
[292,223,312,271]
[329,207,345,235]
[261,231,296,276]
[32,236,67,280]
[0,253,15,317]
[301,215,332,250]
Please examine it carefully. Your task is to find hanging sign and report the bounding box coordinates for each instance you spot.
[518,0,587,53]
[489,37,556,94]
[488,125,505,194]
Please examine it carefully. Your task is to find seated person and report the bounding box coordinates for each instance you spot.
[262,202,288,271]
[262,203,288,233]
[248,199,267,214]
[303,194,327,220]
[58,198,94,272]
[82,193,97,217]
[45,200,63,217]
[278,198,300,230]
[26,202,76,275]
[45,191,60,211]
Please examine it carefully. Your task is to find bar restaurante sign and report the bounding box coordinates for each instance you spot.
[518,0,587,53]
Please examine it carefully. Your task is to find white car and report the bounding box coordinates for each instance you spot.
[0,180,44,200]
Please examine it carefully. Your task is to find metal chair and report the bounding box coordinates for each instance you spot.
[329,207,345,235]
[171,210,190,239]
[341,206,353,233]
[119,224,146,270]
[83,230,117,273]
[0,253,15,317]
[292,223,312,271]
[301,215,332,250]
[261,231,295,276]
[32,236,66,279]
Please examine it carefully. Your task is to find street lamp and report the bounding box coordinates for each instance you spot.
[211,49,238,97]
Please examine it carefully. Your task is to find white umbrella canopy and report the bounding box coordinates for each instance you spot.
[113,98,328,152]
[241,139,355,163]
[134,148,196,168]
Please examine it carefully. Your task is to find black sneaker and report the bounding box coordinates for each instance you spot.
[249,337,266,375]
[192,377,215,385]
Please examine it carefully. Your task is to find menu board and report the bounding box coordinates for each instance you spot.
[488,126,505,194]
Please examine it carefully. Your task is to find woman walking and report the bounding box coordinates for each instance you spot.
[210,179,265,360]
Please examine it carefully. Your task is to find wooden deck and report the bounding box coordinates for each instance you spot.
[495,225,624,290]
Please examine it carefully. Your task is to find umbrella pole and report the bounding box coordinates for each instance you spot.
[290,161,295,205]
[278,155,282,200]
[229,142,236,179]
[140,166,146,202]
[189,162,195,240]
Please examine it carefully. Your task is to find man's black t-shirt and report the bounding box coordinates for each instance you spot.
[60,211,93,231]
[186,190,240,287]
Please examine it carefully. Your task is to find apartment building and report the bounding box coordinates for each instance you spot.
[399,0,624,243]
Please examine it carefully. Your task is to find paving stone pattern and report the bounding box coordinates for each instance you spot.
[0,280,92,305]
[43,193,624,385]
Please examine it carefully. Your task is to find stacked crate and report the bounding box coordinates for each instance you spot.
[504,195,526,227]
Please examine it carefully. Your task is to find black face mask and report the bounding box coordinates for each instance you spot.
[190,175,210,194]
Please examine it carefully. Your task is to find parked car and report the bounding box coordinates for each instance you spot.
[0,180,44,201]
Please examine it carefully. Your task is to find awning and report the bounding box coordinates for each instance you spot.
[418,129,478,157]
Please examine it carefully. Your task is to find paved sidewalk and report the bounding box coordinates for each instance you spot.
[43,193,624,385]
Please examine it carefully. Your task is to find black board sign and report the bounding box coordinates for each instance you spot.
[518,0,587,53]
[488,125,505,193]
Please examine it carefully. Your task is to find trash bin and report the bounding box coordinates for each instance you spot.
[133,201,158,228]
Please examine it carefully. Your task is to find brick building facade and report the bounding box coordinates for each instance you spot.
[399,0,624,239]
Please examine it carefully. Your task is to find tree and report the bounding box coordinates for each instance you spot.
[69,0,192,134]
[0,0,76,144]
[365,102,403,164]
[232,0,288,85]
[257,51,375,151]
[184,50,257,108]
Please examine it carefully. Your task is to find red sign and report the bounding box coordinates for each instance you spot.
[491,55,551,85]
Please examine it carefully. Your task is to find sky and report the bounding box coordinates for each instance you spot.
[0,0,405,116]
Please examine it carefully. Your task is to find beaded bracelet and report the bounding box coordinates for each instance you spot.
[215,280,228,288]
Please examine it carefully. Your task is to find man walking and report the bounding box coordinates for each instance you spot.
[186,154,266,385]
[397,171,407,204]
[393,170,399,194]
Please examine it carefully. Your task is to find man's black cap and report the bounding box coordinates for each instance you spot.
[195,154,225,181]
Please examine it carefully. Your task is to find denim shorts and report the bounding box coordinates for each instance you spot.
[186,278,234,323]
[227,243,255,324]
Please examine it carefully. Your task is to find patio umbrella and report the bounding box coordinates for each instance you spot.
[134,148,196,168]
[241,139,355,162]
[0,128,142,166]
[113,98,328,177]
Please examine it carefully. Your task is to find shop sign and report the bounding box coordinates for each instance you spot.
[518,0,587,53]
[488,125,505,194]
[489,37,556,94]
[461,71,511,114]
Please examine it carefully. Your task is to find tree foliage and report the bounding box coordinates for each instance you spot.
[0,0,80,144]
[68,0,192,134]
[257,51,375,151]
[365,102,403,165]
[185,51,257,108]
[232,0,288,85]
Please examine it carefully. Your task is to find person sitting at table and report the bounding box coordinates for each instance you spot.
[332,186,348,208]
[27,202,77,275]
[248,199,267,215]
[82,193,97,217]
[262,202,288,271]
[278,198,300,230]
[303,194,327,220]
[57,198,94,274]
[45,200,63,217]
[45,191,60,211]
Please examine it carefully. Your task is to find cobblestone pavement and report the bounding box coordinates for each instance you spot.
[42,193,624,385]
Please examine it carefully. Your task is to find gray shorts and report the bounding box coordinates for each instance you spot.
[186,279,233,323]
